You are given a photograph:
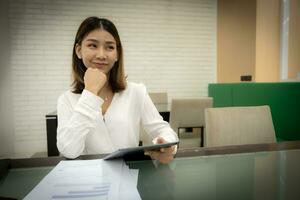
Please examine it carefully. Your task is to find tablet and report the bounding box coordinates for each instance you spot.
[103,141,179,160]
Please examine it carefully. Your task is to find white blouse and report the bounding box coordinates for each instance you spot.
[56,82,178,158]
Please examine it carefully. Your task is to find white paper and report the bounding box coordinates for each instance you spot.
[24,159,140,200]
[129,169,139,187]
[119,164,141,199]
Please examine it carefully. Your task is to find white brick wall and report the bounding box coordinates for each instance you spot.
[0,0,15,158]
[7,0,216,157]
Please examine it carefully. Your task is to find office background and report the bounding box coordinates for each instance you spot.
[0,0,299,158]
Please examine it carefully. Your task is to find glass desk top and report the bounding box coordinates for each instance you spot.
[1,142,300,200]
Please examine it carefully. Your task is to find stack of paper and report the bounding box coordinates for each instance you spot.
[24,159,141,200]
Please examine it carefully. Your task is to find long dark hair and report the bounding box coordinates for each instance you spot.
[71,17,126,93]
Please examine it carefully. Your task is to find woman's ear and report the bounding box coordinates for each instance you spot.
[75,43,82,59]
[115,53,119,62]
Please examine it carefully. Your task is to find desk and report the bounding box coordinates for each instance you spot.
[45,103,170,156]
[1,141,300,199]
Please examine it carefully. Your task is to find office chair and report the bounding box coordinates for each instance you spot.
[148,92,168,104]
[205,105,276,147]
[169,98,213,147]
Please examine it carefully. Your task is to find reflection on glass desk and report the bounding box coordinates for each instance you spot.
[1,141,300,200]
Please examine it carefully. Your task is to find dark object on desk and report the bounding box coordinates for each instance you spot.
[0,196,18,200]
[0,159,10,180]
[240,75,252,81]
[104,141,179,160]
[46,111,59,157]
[0,160,17,200]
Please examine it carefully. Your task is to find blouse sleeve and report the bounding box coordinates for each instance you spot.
[56,89,110,158]
[140,85,178,144]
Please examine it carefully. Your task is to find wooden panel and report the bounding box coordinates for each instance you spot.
[288,0,300,79]
[255,0,281,82]
[217,0,256,83]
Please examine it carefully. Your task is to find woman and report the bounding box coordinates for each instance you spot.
[57,17,178,163]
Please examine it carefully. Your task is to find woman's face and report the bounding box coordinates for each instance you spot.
[75,29,118,74]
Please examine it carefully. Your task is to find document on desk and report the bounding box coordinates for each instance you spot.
[24,159,141,200]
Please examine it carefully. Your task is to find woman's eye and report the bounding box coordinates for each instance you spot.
[107,46,115,50]
[88,44,97,48]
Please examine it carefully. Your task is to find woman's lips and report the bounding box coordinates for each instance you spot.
[93,62,107,68]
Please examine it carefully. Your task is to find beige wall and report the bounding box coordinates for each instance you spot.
[217,0,281,83]
[288,0,300,79]
[217,0,256,83]
[255,0,281,82]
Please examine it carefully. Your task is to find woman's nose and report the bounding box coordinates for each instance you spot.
[96,47,106,59]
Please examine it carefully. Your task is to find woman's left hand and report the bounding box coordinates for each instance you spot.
[144,137,177,164]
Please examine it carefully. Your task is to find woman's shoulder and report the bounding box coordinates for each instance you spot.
[121,82,147,105]
[126,81,147,93]
[57,90,81,105]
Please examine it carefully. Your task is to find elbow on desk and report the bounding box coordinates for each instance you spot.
[56,126,86,159]
[56,140,82,159]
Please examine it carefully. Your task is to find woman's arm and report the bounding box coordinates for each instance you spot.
[141,90,178,142]
[56,89,105,158]
[140,86,178,163]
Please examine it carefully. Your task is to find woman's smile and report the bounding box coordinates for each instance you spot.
[92,61,108,69]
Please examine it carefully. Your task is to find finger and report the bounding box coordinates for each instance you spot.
[147,151,160,160]
[160,145,175,153]
[156,137,166,144]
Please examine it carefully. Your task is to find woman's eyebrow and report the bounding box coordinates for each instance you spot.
[85,38,99,43]
[85,38,116,45]
[105,41,116,45]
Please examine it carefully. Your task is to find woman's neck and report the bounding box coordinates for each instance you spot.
[98,82,113,99]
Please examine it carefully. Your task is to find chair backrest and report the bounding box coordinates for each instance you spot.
[169,98,213,134]
[205,105,276,147]
[149,92,168,104]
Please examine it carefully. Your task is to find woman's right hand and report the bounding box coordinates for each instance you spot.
[84,68,107,96]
